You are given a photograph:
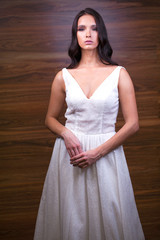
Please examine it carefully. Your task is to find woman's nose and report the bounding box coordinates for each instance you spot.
[86,29,91,37]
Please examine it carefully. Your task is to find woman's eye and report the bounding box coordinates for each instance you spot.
[77,28,84,31]
[92,27,97,31]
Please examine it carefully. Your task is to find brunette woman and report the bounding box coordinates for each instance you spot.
[34,8,145,240]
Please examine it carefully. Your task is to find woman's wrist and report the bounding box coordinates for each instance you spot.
[96,144,108,158]
[60,127,70,139]
[95,146,104,159]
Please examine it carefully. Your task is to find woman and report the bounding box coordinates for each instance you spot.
[34,8,145,240]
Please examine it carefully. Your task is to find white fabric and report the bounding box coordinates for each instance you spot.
[34,66,145,240]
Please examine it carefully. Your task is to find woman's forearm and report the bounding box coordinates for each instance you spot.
[45,116,68,138]
[45,116,83,157]
[97,120,139,157]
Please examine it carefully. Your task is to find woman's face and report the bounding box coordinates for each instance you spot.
[77,14,99,50]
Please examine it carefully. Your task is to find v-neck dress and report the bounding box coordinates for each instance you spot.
[34,66,145,240]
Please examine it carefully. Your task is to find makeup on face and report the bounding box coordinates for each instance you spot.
[77,15,99,49]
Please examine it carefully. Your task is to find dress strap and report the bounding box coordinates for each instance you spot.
[62,68,69,92]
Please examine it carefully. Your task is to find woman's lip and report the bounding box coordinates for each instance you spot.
[85,41,93,44]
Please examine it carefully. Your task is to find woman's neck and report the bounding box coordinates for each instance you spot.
[78,49,102,68]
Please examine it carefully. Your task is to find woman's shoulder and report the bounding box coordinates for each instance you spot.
[118,66,133,88]
[118,65,129,75]
[107,64,126,70]
[100,64,126,76]
[118,65,127,70]
[51,69,65,89]
[54,69,64,81]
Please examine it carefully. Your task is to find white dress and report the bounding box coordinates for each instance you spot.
[34,66,145,240]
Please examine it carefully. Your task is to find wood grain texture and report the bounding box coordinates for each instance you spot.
[0,0,160,239]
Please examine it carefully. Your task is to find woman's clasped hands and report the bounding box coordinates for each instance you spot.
[70,148,102,168]
[62,129,102,169]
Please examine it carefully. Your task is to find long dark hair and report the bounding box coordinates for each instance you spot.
[67,8,118,69]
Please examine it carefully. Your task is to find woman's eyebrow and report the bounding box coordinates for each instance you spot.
[77,24,97,27]
[77,25,85,28]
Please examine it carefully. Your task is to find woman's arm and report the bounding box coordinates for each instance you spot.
[70,68,139,168]
[45,70,66,135]
[97,67,139,156]
[45,70,83,157]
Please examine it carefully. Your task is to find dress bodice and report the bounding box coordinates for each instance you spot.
[62,66,124,135]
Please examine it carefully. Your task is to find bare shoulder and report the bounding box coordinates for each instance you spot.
[119,67,129,77]
[119,67,133,85]
[102,64,117,70]
[51,70,65,91]
[53,70,63,84]
[118,67,135,94]
[100,65,119,75]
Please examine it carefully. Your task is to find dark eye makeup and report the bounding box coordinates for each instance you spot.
[77,25,97,31]
[92,26,97,31]
[77,28,85,31]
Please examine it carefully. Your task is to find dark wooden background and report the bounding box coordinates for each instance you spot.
[0,0,160,239]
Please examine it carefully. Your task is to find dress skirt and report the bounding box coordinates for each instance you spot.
[34,131,145,240]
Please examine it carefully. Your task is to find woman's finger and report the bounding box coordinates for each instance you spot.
[77,145,83,154]
[69,149,76,157]
[71,152,84,161]
[73,147,80,156]
[79,162,88,168]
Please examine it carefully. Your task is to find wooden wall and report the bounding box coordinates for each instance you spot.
[0,0,160,239]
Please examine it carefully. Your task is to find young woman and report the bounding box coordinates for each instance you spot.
[34,8,145,240]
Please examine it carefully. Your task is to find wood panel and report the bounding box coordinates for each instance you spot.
[0,0,160,239]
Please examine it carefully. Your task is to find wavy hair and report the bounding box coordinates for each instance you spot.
[67,8,118,69]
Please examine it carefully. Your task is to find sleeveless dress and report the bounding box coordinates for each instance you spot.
[34,66,145,240]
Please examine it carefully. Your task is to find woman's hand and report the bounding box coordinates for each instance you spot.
[62,129,83,158]
[70,148,102,169]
